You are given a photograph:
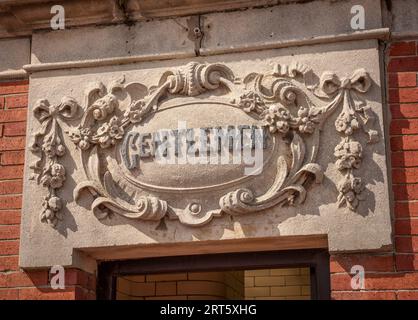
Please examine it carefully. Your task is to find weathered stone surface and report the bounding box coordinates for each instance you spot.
[2,0,418,41]
[0,0,122,37]
[389,0,418,36]
[0,37,29,78]
[30,20,196,65]
[20,38,392,270]
[26,0,384,68]
[0,0,317,38]
[201,0,382,54]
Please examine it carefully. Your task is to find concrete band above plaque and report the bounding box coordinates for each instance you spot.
[20,37,392,269]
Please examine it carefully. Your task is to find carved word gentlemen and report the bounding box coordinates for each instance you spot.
[121,122,269,176]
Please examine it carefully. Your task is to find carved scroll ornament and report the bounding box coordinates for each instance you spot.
[30,62,378,227]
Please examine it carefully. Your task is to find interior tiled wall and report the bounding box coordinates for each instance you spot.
[116,268,310,300]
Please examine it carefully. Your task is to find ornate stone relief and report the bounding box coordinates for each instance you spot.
[30,62,378,228]
[30,97,79,226]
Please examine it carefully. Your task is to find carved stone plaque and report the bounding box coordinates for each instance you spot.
[20,41,393,269]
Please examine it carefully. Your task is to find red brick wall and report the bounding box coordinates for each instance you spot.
[331,40,418,300]
[0,80,95,300]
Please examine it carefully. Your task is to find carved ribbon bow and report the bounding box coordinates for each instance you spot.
[33,97,79,123]
[32,97,79,158]
[320,69,371,95]
[319,69,378,142]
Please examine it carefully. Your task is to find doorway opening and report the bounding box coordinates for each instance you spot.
[97,248,330,300]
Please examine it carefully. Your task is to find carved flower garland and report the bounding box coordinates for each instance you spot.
[334,139,363,171]
[319,69,377,211]
[261,104,321,135]
[30,97,79,227]
[67,125,92,150]
[30,62,380,228]
[334,138,366,210]
[263,105,291,134]
[238,91,265,114]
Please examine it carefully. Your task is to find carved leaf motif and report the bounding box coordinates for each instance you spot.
[108,75,125,93]
[91,197,117,220]
[289,163,323,186]
[281,185,307,205]
[362,107,379,143]
[103,171,117,198]
[73,180,102,202]
[135,196,167,220]
[289,132,305,178]
[31,120,51,156]
[87,146,101,184]
[84,82,106,108]
[272,156,288,192]
[243,73,259,87]
[219,188,255,215]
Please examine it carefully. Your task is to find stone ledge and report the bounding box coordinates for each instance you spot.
[0,0,307,38]
[24,28,389,74]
